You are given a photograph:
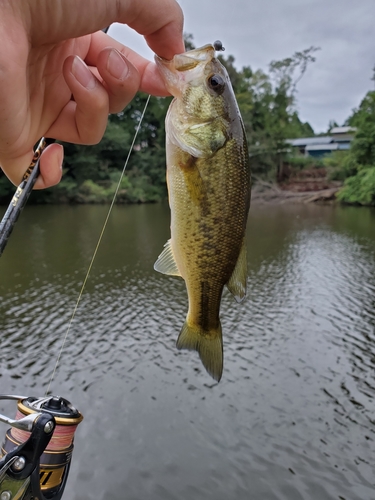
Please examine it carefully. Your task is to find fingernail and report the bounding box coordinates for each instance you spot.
[107,49,129,80]
[72,56,96,90]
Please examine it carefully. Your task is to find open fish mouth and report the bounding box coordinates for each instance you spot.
[155,44,219,97]
[155,44,215,70]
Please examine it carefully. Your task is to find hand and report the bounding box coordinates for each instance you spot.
[0,0,184,188]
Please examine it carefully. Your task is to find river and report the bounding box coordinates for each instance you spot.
[0,202,374,500]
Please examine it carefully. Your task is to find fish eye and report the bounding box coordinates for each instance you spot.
[207,74,225,95]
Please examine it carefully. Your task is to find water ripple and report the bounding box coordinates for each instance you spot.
[0,204,374,499]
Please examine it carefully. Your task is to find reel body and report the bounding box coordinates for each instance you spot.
[0,395,83,500]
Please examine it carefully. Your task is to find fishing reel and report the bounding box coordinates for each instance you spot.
[0,395,83,500]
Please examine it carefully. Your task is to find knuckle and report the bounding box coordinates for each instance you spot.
[108,96,134,114]
[83,133,104,146]
[92,94,109,114]
[79,122,107,145]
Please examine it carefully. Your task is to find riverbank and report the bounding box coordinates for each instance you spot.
[251,180,341,205]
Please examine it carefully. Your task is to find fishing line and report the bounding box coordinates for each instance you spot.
[45,94,151,396]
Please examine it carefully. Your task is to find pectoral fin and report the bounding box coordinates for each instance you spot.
[186,121,227,156]
[226,239,247,303]
[154,239,181,277]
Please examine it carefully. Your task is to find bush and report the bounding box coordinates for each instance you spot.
[323,151,358,181]
[77,180,110,203]
[337,166,375,205]
[286,156,324,169]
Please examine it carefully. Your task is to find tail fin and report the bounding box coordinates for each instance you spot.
[176,321,223,382]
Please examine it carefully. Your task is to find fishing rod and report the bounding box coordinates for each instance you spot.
[0,137,55,256]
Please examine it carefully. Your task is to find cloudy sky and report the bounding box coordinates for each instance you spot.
[111,0,375,133]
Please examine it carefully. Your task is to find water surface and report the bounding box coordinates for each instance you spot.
[0,203,374,500]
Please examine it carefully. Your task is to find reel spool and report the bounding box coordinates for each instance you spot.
[0,395,83,500]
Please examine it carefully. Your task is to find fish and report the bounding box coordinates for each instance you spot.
[154,43,251,381]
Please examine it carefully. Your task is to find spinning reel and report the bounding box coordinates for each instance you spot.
[0,395,83,500]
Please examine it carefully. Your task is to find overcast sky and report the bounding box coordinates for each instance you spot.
[110,0,375,134]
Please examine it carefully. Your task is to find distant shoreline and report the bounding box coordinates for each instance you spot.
[251,182,340,205]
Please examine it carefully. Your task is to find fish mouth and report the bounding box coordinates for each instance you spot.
[155,44,216,96]
[155,44,215,71]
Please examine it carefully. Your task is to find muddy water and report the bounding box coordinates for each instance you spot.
[0,203,374,500]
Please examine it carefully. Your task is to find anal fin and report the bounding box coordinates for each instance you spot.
[226,238,247,303]
[154,239,181,277]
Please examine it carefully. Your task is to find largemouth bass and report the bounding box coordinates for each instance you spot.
[154,43,251,381]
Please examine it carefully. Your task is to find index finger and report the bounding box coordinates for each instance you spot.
[125,0,185,59]
[85,32,172,96]
[28,0,184,60]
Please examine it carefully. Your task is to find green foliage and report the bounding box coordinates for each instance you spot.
[334,91,375,205]
[184,33,195,51]
[286,156,324,170]
[327,120,339,132]
[348,91,375,165]
[76,180,110,204]
[323,151,358,181]
[0,174,15,204]
[337,166,375,205]
[5,92,170,205]
[0,37,319,204]
[218,48,317,176]
[269,46,320,94]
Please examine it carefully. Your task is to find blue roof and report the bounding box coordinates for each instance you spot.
[330,126,356,134]
[338,143,350,150]
[286,136,333,147]
[305,143,339,152]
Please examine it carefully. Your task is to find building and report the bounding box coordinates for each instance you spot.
[287,126,356,158]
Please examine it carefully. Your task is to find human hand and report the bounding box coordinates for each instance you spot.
[0,0,184,189]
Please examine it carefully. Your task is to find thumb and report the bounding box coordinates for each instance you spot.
[0,143,63,189]
[34,143,64,189]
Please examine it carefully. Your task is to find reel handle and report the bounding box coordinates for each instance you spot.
[0,412,55,500]
[0,395,83,500]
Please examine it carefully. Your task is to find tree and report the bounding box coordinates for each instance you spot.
[219,47,317,177]
[337,91,375,205]
[184,33,195,51]
[0,36,319,204]
[269,46,320,96]
[347,91,375,165]
[327,120,339,132]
